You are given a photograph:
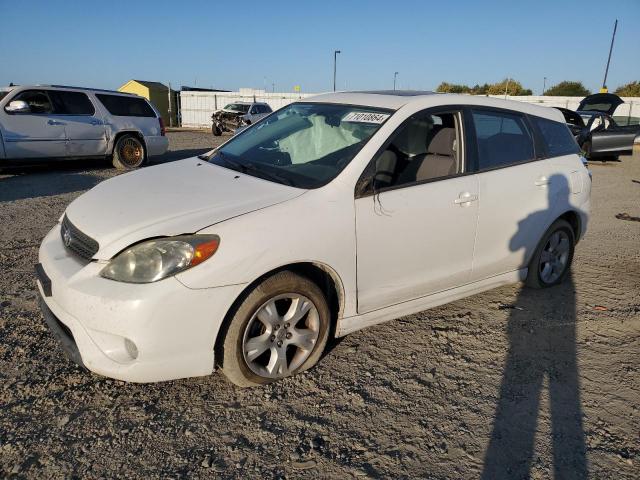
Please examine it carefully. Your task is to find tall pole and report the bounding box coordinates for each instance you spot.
[167,82,173,127]
[394,72,399,90]
[333,50,341,91]
[543,77,547,96]
[602,19,618,91]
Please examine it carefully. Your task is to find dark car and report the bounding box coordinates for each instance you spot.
[556,93,640,160]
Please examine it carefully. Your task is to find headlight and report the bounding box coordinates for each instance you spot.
[100,235,220,283]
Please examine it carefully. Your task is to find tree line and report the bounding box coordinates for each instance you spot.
[435,79,640,97]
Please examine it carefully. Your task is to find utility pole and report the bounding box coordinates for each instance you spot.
[333,50,341,91]
[393,72,399,90]
[602,19,618,92]
[543,77,547,96]
[167,82,173,127]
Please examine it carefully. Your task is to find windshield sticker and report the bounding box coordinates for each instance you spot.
[342,112,390,124]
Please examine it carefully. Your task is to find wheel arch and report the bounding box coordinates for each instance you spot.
[110,130,147,156]
[557,210,582,242]
[214,261,345,365]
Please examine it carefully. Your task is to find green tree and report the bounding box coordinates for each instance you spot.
[486,78,531,96]
[544,81,591,96]
[615,81,640,97]
[436,82,471,93]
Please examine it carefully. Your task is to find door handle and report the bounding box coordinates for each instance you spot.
[454,192,478,205]
[47,119,63,126]
[535,176,550,187]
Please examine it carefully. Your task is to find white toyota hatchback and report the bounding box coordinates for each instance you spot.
[36,91,591,386]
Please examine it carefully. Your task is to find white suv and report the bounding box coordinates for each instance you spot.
[0,85,168,169]
[36,91,590,386]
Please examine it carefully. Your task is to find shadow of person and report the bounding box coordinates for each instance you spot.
[482,174,588,479]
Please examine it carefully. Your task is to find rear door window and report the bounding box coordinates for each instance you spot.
[49,91,95,115]
[471,110,535,170]
[95,94,156,117]
[532,116,580,157]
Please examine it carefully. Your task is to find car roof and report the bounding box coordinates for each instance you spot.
[303,91,563,122]
[6,84,136,96]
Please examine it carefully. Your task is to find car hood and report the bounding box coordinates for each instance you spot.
[64,157,304,259]
[577,93,624,115]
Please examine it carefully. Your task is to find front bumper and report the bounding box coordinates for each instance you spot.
[37,224,245,383]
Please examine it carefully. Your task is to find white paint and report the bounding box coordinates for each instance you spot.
[38,92,591,382]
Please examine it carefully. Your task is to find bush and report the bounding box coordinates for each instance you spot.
[614,81,640,97]
[544,81,591,96]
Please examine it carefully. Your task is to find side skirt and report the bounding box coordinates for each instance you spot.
[336,269,527,337]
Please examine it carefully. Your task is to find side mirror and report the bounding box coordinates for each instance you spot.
[5,100,30,114]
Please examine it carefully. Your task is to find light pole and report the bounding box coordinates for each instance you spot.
[333,50,341,91]
[602,19,618,92]
[393,72,399,90]
[543,77,547,96]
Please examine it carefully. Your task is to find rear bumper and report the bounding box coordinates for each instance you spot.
[146,135,169,157]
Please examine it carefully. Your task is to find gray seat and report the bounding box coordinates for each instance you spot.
[414,128,457,181]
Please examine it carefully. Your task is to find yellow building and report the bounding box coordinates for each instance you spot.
[118,79,178,126]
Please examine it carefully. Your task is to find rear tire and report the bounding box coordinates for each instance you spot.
[112,134,146,170]
[219,271,331,387]
[525,219,575,289]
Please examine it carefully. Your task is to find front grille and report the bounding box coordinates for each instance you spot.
[60,215,99,260]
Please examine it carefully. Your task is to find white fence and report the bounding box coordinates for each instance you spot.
[179,89,640,128]
[179,89,314,128]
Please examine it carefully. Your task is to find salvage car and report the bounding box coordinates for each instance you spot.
[211,101,272,136]
[36,91,591,386]
[556,93,640,160]
[0,85,168,169]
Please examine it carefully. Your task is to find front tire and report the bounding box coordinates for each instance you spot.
[212,125,222,136]
[525,219,575,289]
[219,271,330,387]
[112,134,146,170]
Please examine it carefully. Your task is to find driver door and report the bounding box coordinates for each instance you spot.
[355,109,479,313]
[1,89,67,158]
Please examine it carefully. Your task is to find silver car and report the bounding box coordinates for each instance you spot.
[211,101,273,136]
[0,85,168,169]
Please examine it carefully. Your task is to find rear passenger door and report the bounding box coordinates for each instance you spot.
[49,90,107,157]
[469,108,553,281]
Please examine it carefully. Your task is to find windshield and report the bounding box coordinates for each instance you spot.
[206,103,392,189]
[224,103,250,113]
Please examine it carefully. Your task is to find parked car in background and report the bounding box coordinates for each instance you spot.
[211,101,272,136]
[555,92,640,160]
[37,91,590,386]
[0,85,168,169]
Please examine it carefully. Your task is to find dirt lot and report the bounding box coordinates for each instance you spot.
[1,131,638,479]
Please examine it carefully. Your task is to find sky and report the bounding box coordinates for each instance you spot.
[1,0,638,94]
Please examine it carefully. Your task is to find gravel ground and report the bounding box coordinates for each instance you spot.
[1,131,638,479]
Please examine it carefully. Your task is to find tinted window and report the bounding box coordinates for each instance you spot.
[50,91,95,115]
[472,110,534,170]
[263,104,272,113]
[370,112,462,191]
[11,90,53,114]
[532,117,580,157]
[95,94,156,117]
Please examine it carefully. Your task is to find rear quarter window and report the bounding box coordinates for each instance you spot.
[532,116,580,157]
[95,94,156,117]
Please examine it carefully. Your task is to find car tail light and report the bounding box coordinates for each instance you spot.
[159,117,166,136]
